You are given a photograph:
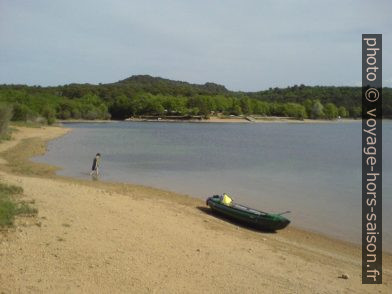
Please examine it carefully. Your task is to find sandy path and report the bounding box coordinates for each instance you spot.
[0,127,391,293]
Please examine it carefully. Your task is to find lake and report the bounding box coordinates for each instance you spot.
[34,121,392,251]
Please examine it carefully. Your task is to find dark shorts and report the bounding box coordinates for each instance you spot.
[92,158,97,170]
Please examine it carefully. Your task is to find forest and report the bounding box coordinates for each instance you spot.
[0,75,391,124]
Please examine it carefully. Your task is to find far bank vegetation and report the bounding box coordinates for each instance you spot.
[1,75,391,123]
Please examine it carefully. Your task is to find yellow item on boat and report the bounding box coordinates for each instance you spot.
[222,193,233,206]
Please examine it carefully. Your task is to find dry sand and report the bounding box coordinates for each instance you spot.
[0,126,391,293]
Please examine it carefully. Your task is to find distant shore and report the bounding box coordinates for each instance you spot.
[60,116,360,124]
[206,116,359,124]
[0,126,390,293]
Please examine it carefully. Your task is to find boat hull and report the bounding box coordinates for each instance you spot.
[206,196,290,231]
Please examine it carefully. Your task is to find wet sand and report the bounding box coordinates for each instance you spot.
[0,126,390,293]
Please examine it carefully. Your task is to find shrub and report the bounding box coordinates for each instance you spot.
[12,103,37,121]
[338,106,349,118]
[350,106,362,118]
[230,104,242,116]
[58,109,71,119]
[324,103,339,119]
[71,108,82,119]
[0,182,36,227]
[41,106,56,125]
[284,103,307,119]
[84,110,99,120]
[0,104,13,138]
[310,100,324,119]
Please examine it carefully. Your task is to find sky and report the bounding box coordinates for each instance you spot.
[0,0,391,91]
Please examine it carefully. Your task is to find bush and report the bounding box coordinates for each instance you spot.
[284,103,307,119]
[0,104,13,138]
[12,103,37,121]
[230,104,242,116]
[252,101,269,115]
[71,108,82,119]
[41,106,56,125]
[188,107,199,115]
[57,101,75,119]
[350,106,362,118]
[324,103,339,119]
[0,182,36,227]
[84,110,99,120]
[338,106,349,118]
[310,100,324,119]
[240,98,252,114]
[0,183,23,194]
[143,99,165,115]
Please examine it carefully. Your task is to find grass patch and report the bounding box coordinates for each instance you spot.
[0,132,12,142]
[0,127,17,142]
[0,104,13,140]
[1,137,59,177]
[10,121,46,128]
[0,182,37,227]
[0,183,23,195]
[16,201,38,215]
[0,127,13,142]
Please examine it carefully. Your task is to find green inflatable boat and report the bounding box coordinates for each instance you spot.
[206,194,290,231]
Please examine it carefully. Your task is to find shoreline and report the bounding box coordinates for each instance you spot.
[31,126,391,253]
[1,126,391,292]
[31,122,368,249]
[59,117,361,124]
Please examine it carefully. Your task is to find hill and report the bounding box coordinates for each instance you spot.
[0,75,391,121]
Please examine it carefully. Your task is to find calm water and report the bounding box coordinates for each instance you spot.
[35,121,392,251]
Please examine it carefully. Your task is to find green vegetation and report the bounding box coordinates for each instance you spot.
[1,75,391,120]
[0,104,13,140]
[1,137,59,177]
[0,182,37,227]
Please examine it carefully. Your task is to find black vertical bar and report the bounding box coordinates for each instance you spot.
[362,34,382,284]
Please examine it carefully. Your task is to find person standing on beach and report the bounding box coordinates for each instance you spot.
[90,153,101,176]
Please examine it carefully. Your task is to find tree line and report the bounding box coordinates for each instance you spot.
[0,75,391,123]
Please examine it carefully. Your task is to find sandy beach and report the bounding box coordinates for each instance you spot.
[0,126,391,293]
